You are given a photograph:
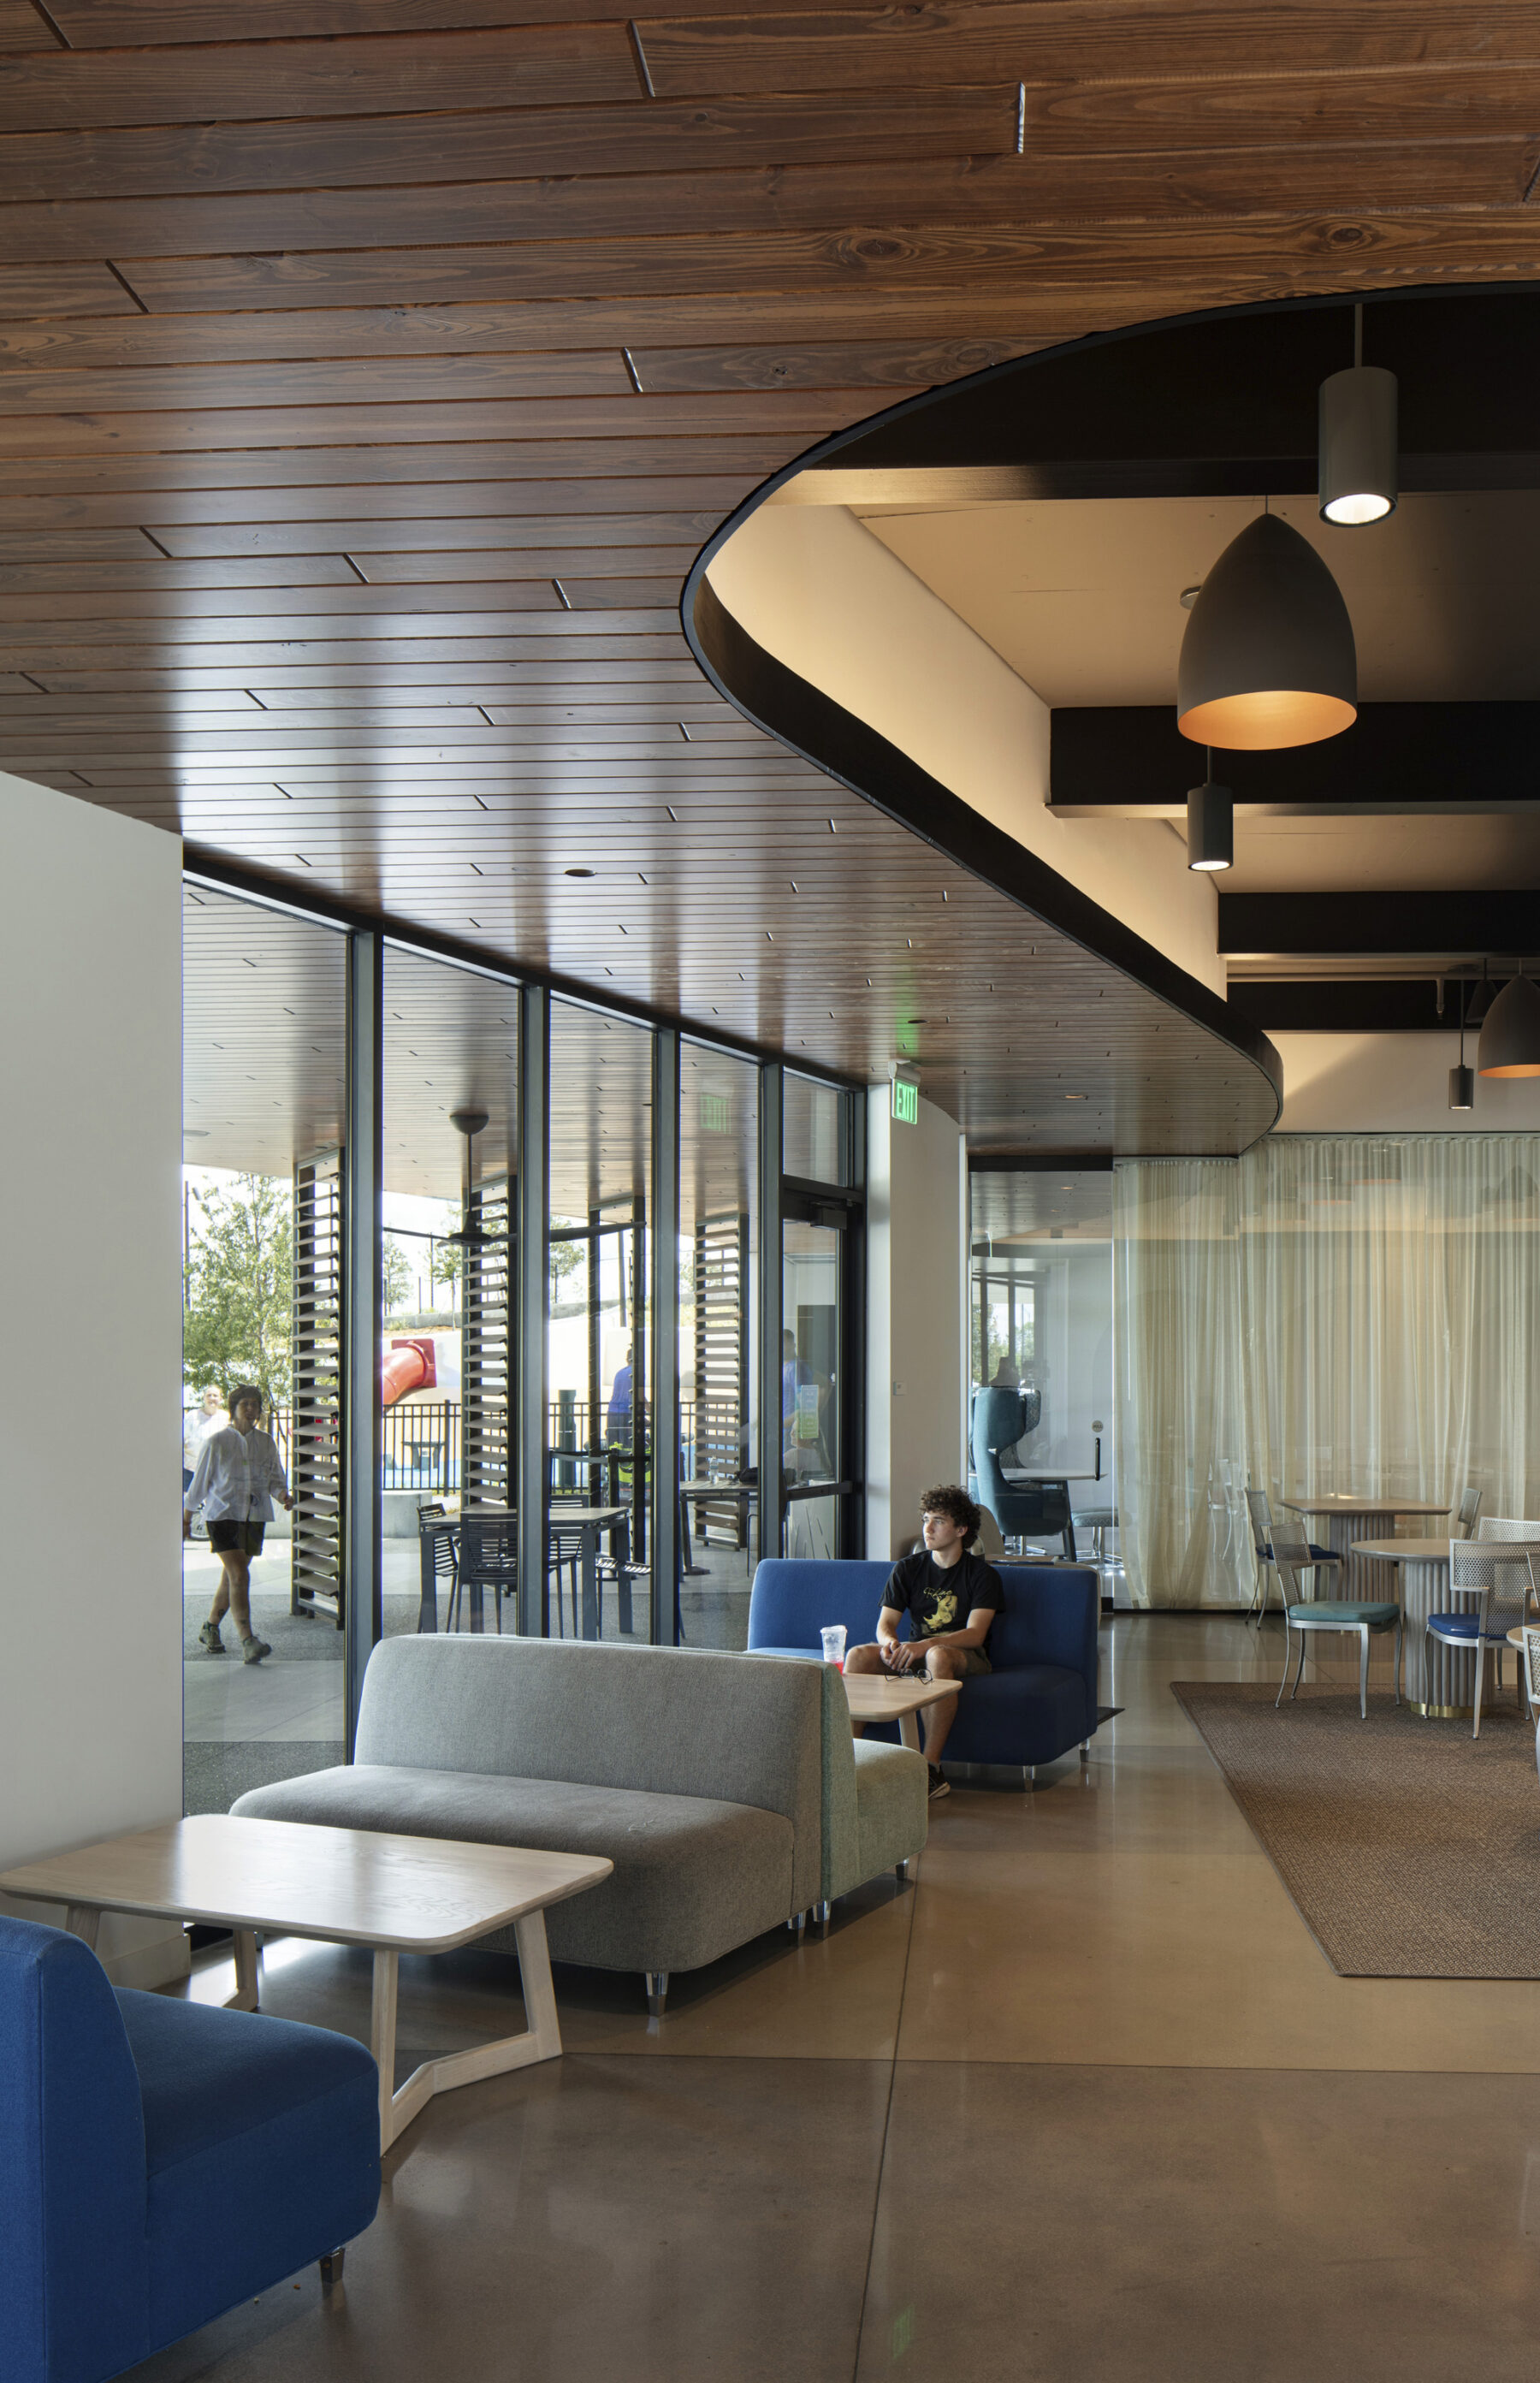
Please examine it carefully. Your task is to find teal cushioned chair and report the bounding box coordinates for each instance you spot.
[1273,1523,1402,1720]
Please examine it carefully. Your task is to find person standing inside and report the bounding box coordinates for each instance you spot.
[183,1384,293,1663]
[844,1484,1004,1799]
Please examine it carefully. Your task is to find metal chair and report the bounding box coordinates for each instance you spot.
[1273,1523,1402,1721]
[1245,1488,1338,1624]
[415,1500,459,1633]
[1520,1615,1540,1779]
[1474,1513,1540,1542]
[1425,1539,1540,1738]
[453,1508,518,1634]
[1455,1486,1483,1537]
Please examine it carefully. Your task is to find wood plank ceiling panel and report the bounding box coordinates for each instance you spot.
[6,3,1539,1156]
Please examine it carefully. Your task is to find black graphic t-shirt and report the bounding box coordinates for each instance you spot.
[882,1550,1005,1642]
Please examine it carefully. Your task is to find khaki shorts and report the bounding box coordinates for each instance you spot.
[917,1643,992,1676]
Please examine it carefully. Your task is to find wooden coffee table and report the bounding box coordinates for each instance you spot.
[0,1815,611,2152]
[842,1671,961,1750]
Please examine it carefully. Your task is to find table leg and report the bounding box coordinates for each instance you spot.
[378,1912,566,2153]
[64,1903,99,1951]
[617,1515,633,1635]
[582,1524,599,1639]
[371,1947,400,2151]
[899,1711,921,1752]
[228,1928,260,2012]
[469,1579,484,1633]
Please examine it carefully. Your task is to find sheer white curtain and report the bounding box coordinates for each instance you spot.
[1113,1159,1253,1609]
[1115,1135,1540,1607]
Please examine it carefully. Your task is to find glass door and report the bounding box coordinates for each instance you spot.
[780,1190,859,1558]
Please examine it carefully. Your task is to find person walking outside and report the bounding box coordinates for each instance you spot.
[181,1382,223,1493]
[183,1384,293,1663]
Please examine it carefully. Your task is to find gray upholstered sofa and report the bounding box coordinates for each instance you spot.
[234,1635,924,2013]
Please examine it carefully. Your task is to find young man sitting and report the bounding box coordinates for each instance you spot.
[844,1484,1004,1799]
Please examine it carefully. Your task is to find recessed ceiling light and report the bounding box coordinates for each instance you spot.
[1063,1092,1087,1100]
[564,866,595,878]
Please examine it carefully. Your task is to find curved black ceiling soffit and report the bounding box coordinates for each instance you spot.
[684,282,1540,1158]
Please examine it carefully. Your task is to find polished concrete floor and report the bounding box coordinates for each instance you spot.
[133,1613,1540,2381]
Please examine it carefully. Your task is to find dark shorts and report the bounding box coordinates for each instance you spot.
[208,1520,265,1556]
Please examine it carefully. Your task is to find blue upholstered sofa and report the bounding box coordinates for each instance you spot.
[747,1557,1100,1772]
[3,1915,381,2383]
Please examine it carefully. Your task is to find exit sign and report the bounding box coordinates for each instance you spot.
[699,1091,731,1134]
[891,1078,918,1124]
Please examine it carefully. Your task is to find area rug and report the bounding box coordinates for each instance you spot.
[1172,1681,1540,1979]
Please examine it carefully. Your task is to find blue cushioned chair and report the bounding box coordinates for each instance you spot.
[1425,1538,1540,1739]
[747,1556,1099,1775]
[970,1387,1076,1556]
[2,1916,381,2383]
[1272,1523,1401,1721]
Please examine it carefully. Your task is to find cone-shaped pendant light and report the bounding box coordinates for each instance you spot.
[1477,969,1540,1078]
[1177,513,1357,751]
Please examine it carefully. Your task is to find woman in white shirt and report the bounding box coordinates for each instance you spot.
[183,1383,293,1664]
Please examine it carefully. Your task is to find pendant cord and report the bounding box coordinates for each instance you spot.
[1353,301,1364,368]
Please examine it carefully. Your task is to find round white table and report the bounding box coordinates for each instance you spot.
[1350,1537,1468,1716]
[1285,1495,1450,1604]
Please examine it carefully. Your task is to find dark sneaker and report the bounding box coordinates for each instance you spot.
[198,1621,225,1655]
[240,1635,273,1666]
[927,1765,951,1800]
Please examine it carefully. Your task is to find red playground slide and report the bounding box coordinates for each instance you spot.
[380,1336,437,1408]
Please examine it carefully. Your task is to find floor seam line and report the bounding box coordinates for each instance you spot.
[850,1864,921,2381]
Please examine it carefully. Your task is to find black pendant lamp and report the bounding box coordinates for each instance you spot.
[1478,965,1540,1079]
[1177,512,1357,751]
[1448,981,1474,1111]
[1187,753,1233,872]
[1318,305,1398,527]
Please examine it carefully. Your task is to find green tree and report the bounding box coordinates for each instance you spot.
[383,1231,414,1319]
[183,1173,293,1402]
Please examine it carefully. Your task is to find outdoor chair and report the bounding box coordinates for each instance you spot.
[1455,1485,1483,1537]
[1245,1488,1337,1623]
[1273,1523,1401,1720]
[415,1500,459,1634]
[1425,1542,1540,1739]
[454,1507,518,1634]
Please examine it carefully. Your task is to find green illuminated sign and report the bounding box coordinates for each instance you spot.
[891,1078,918,1124]
[699,1092,731,1134]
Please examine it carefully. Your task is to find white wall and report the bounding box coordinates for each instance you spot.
[1274,1032,1540,1133]
[866,1089,968,1560]
[707,503,1225,996]
[0,772,186,1987]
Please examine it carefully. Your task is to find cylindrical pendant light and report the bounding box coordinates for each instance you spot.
[1187,761,1233,871]
[1448,980,1473,1111]
[1477,967,1540,1078]
[1176,513,1357,751]
[1319,305,1398,526]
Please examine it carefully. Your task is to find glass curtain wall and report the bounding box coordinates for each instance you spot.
[548,1000,653,1640]
[968,1170,1116,1580]
[782,1071,860,1559]
[381,949,518,1635]
[679,1040,758,1646]
[181,885,347,1815]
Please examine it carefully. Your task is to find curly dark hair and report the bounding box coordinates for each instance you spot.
[919,1483,981,1548]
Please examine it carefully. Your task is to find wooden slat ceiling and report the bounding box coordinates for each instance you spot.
[14,3,1540,1153]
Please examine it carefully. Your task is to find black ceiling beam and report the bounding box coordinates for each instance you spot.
[1226,981,1473,1034]
[1218,891,1540,957]
[819,292,1540,496]
[1050,703,1540,817]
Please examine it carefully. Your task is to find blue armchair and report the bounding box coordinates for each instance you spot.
[746,1557,1100,1771]
[3,1915,381,2383]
